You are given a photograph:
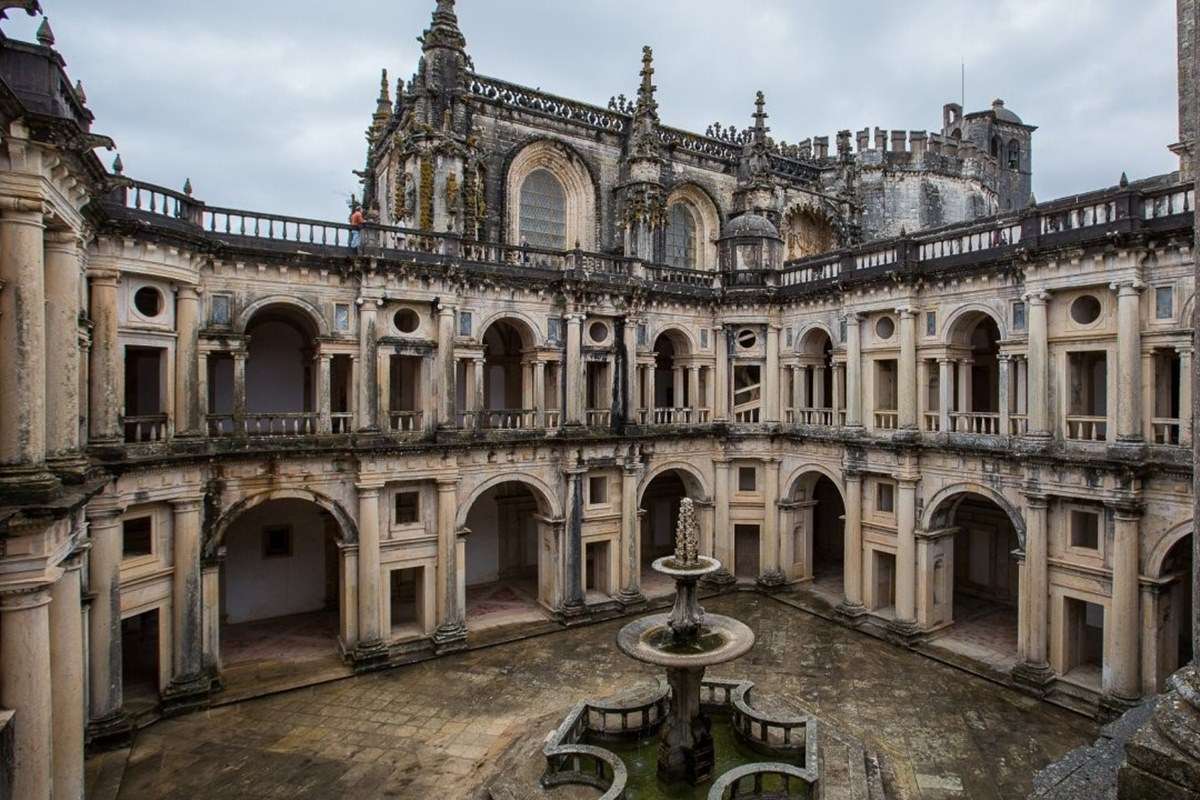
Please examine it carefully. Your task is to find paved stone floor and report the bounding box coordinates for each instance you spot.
[98,593,1098,800]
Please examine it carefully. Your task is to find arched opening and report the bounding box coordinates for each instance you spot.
[792,329,835,424]
[665,184,721,269]
[925,492,1022,669]
[219,498,345,676]
[787,472,846,604]
[783,207,838,261]
[1154,532,1193,688]
[243,305,321,435]
[518,168,567,250]
[464,481,554,630]
[472,318,538,429]
[652,331,695,422]
[665,202,697,268]
[946,312,1004,434]
[990,135,1002,158]
[1007,139,1021,170]
[639,469,704,597]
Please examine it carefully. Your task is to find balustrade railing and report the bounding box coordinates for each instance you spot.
[1009,414,1029,436]
[649,407,709,425]
[1040,200,1117,234]
[792,407,835,426]
[481,409,537,430]
[468,73,629,133]
[923,412,941,432]
[874,410,899,430]
[780,255,840,286]
[854,247,897,271]
[725,270,771,288]
[647,264,718,287]
[243,413,319,437]
[124,182,195,221]
[370,225,451,255]
[1142,188,1195,219]
[331,413,353,434]
[951,412,1001,435]
[917,222,1021,260]
[1066,415,1108,442]
[586,409,613,428]
[707,764,816,800]
[389,411,424,434]
[123,414,169,444]
[205,414,236,437]
[1151,417,1182,445]
[205,207,353,247]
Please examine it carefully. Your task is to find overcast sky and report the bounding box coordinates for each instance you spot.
[6,0,1180,222]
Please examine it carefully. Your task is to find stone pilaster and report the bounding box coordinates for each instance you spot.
[845,313,863,428]
[87,268,122,445]
[1025,291,1051,437]
[0,582,54,800]
[897,308,918,429]
[705,458,736,587]
[173,285,202,438]
[757,458,786,589]
[889,475,920,638]
[86,503,131,745]
[1013,491,1055,691]
[1103,501,1143,712]
[560,467,587,620]
[353,483,388,667]
[564,313,584,425]
[50,554,86,800]
[433,476,466,649]
[43,230,85,471]
[616,461,646,607]
[713,326,729,422]
[1115,281,1144,443]
[837,469,866,617]
[764,324,780,422]
[162,498,210,713]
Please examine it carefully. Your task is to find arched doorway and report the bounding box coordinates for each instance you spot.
[925,491,1022,669]
[639,468,705,597]
[652,331,693,423]
[475,318,538,429]
[1153,532,1193,689]
[793,329,835,425]
[244,304,321,435]
[463,481,554,630]
[786,472,846,604]
[218,498,347,674]
[946,312,1003,434]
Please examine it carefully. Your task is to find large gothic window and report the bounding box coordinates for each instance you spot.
[664,203,697,268]
[519,169,567,249]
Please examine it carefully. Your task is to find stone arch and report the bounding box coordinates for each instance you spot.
[1181,290,1196,328]
[796,323,836,356]
[943,303,1007,347]
[505,138,598,251]
[637,461,711,506]
[455,472,562,530]
[237,295,329,338]
[207,487,358,560]
[921,482,1026,548]
[651,324,696,356]
[477,311,542,349]
[1148,520,1194,578]
[782,464,845,503]
[665,183,722,269]
[781,203,839,261]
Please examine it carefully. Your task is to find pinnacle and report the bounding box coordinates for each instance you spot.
[35,15,53,46]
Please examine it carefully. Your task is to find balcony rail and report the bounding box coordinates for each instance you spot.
[1040,201,1117,234]
[791,407,835,426]
[708,764,816,800]
[951,412,1001,435]
[204,207,353,247]
[1066,415,1108,442]
[647,263,718,287]
[874,410,899,430]
[1151,417,1182,445]
[918,222,1021,260]
[388,411,424,433]
[331,412,354,434]
[1009,414,1029,436]
[123,414,169,443]
[586,409,613,428]
[780,255,840,286]
[1142,188,1194,219]
[647,407,710,425]
[733,408,761,424]
[205,414,236,437]
[480,409,537,430]
[923,412,941,432]
[369,225,451,255]
[244,413,319,437]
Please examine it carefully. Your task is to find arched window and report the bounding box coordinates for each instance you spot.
[519,169,566,249]
[1007,139,1021,170]
[664,203,697,268]
[990,136,1001,158]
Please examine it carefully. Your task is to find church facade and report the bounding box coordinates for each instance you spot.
[0,2,1193,799]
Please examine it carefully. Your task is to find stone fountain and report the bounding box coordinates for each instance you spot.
[616,498,755,786]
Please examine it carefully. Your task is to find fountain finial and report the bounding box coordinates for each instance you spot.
[674,497,700,566]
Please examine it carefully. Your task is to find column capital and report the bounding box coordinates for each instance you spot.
[355,484,383,496]
[435,476,460,491]
[0,195,47,218]
[896,306,917,319]
[1022,491,1050,510]
[1023,290,1050,305]
[436,305,456,318]
[86,501,125,524]
[565,313,586,324]
[170,496,204,513]
[622,462,644,477]
[997,352,1013,363]
[1105,500,1144,519]
[86,267,121,286]
[843,467,865,481]
[44,228,83,251]
[1110,280,1145,295]
[0,581,53,611]
[176,284,201,301]
[893,474,920,487]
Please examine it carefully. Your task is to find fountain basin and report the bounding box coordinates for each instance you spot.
[617,613,755,669]
[650,554,722,580]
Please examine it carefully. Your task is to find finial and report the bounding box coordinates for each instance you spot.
[183,178,192,196]
[74,79,87,104]
[1027,192,1037,208]
[635,45,658,119]
[112,154,123,175]
[35,15,53,46]
[378,68,390,102]
[1119,171,1129,187]
[754,91,768,129]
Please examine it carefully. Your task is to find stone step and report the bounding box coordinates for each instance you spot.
[1030,699,1157,800]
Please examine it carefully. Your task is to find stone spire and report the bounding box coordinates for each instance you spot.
[421,0,466,53]
[35,15,52,46]
[369,69,393,144]
[635,46,658,122]
[752,90,769,145]
[743,91,773,185]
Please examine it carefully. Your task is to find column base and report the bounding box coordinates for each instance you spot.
[432,622,468,653]
[835,600,868,622]
[161,673,213,717]
[0,464,61,503]
[557,601,590,626]
[700,568,736,590]
[1119,666,1200,799]
[1010,661,1056,694]
[46,453,90,483]
[350,638,390,672]
[86,711,133,751]
[755,570,788,592]
[616,589,647,610]
[1099,690,1143,722]
[886,617,922,643]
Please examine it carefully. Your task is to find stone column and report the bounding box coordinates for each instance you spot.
[196,352,210,433]
[1116,282,1144,442]
[714,326,730,421]
[435,306,456,429]
[1107,502,1143,704]
[0,198,48,479]
[533,360,546,426]
[173,285,201,437]
[232,351,247,434]
[708,458,735,585]
[164,498,207,710]
[1026,291,1051,436]
[832,364,844,422]
[758,459,785,588]
[891,476,919,635]
[88,268,122,444]
[50,556,85,800]
[838,470,865,613]
[0,583,53,800]
[87,505,129,741]
[354,484,385,663]
[200,562,221,676]
[1179,347,1193,442]
[938,358,954,433]
[898,308,918,429]
[956,358,974,419]
[433,477,466,646]
[813,365,827,410]
[845,314,863,428]
[348,355,360,430]
[376,350,391,431]
[1013,492,1054,689]
[44,231,83,462]
[1016,357,1028,416]
[687,366,701,416]
[562,468,586,618]
[623,318,638,424]
[644,364,656,418]
[765,324,780,422]
[673,366,685,409]
[790,366,803,416]
[618,462,645,606]
[357,299,381,431]
[471,357,485,427]
[917,358,930,429]
[317,352,333,433]
[565,314,584,425]
[998,354,1012,436]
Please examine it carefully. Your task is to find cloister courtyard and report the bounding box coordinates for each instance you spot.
[86,593,1098,800]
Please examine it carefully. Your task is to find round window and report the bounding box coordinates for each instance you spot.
[589,321,608,343]
[737,329,757,349]
[394,309,420,334]
[1070,295,1102,325]
[875,316,895,340]
[133,286,162,317]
